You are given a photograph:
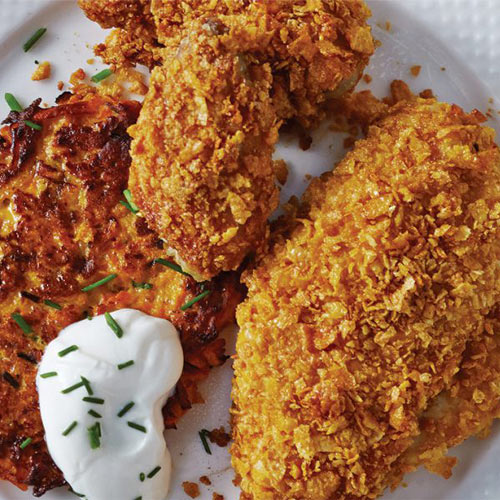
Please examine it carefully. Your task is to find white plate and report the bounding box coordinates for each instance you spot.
[0,1,499,499]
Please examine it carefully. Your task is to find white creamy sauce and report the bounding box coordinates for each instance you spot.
[36,308,183,500]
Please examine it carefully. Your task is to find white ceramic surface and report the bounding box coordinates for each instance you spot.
[0,1,499,499]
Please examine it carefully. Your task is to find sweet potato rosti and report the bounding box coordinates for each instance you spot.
[0,90,243,496]
[80,0,374,280]
[232,98,500,499]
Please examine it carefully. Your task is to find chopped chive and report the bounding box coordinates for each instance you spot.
[153,258,190,276]
[198,429,212,455]
[87,423,101,449]
[81,376,93,396]
[127,421,146,433]
[117,360,134,370]
[117,401,135,418]
[11,313,33,334]
[17,352,37,364]
[91,68,112,83]
[96,421,102,438]
[24,120,42,130]
[68,488,85,498]
[181,290,211,311]
[139,472,145,482]
[20,437,32,450]
[5,93,23,112]
[119,200,137,214]
[3,372,19,389]
[123,189,139,213]
[147,466,161,478]
[44,299,62,310]
[62,421,78,436]
[20,291,40,303]
[133,497,142,500]
[88,409,102,418]
[132,280,153,290]
[81,273,117,292]
[105,312,123,338]
[61,380,85,394]
[58,345,78,357]
[40,371,58,378]
[83,396,105,405]
[23,28,47,52]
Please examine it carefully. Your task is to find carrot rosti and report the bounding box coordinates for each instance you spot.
[0,90,243,496]
[232,98,500,499]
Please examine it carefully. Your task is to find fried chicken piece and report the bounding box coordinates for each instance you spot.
[232,98,500,499]
[128,18,280,281]
[126,1,373,280]
[0,90,243,496]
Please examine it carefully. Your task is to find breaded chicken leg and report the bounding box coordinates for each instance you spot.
[125,1,373,280]
[232,98,500,499]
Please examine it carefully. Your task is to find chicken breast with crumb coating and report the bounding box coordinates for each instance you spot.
[232,98,500,499]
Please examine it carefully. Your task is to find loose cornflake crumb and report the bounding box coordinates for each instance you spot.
[410,65,421,77]
[57,81,64,91]
[363,74,372,83]
[213,494,224,500]
[199,476,211,486]
[31,61,51,81]
[182,481,200,498]
[207,427,231,448]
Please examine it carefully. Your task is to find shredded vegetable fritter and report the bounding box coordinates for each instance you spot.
[0,90,243,496]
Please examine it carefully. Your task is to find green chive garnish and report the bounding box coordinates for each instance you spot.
[23,28,47,52]
[139,472,145,482]
[181,290,211,311]
[11,313,33,334]
[61,380,85,394]
[127,421,146,433]
[119,200,137,214]
[117,360,134,370]
[133,497,142,500]
[20,437,32,450]
[62,421,78,436]
[132,280,153,290]
[87,423,101,449]
[81,376,93,396]
[88,409,102,418]
[96,421,102,438]
[40,371,58,378]
[117,402,135,418]
[68,488,85,498]
[105,312,123,338]
[198,429,212,455]
[91,68,112,83]
[147,466,161,478]
[58,345,78,357]
[24,120,42,130]
[153,258,190,276]
[81,273,117,292]
[44,299,62,310]
[5,93,23,112]
[83,396,104,405]
[123,189,139,214]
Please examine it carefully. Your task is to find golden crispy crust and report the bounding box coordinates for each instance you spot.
[125,1,373,280]
[129,19,280,281]
[232,99,500,499]
[0,91,243,496]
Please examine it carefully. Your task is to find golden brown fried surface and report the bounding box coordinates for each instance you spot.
[124,0,374,280]
[0,91,243,496]
[128,18,280,281]
[232,98,500,499]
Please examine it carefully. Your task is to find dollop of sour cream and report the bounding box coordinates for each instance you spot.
[36,309,183,500]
